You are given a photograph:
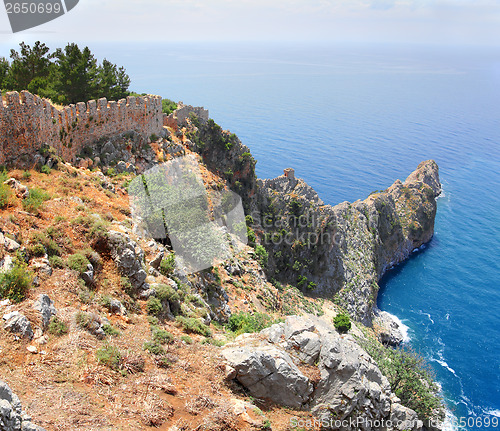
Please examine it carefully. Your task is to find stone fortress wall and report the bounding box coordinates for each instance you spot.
[0,90,163,166]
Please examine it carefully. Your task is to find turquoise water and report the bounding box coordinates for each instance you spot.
[97,42,500,428]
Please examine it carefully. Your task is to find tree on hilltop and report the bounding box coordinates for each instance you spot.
[0,57,8,89]
[54,43,98,104]
[6,41,52,90]
[0,41,132,104]
[96,59,130,101]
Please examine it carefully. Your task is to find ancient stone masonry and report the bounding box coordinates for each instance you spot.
[0,90,163,166]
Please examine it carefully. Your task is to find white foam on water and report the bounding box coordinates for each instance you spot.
[419,310,435,324]
[485,409,500,417]
[436,187,446,200]
[442,410,459,431]
[435,358,457,376]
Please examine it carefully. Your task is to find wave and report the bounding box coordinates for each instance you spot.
[436,186,446,200]
[485,409,500,417]
[434,358,458,376]
[412,243,427,253]
[442,410,459,431]
[418,310,435,324]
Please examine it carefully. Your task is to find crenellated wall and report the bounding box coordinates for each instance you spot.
[0,90,163,166]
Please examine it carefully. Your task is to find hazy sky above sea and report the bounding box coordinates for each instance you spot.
[0,0,500,47]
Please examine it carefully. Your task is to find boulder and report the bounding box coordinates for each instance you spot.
[222,315,424,431]
[33,294,57,329]
[81,263,95,286]
[0,380,46,431]
[373,309,404,346]
[107,231,147,291]
[222,345,313,408]
[0,232,21,252]
[3,178,29,199]
[390,402,423,431]
[2,312,33,339]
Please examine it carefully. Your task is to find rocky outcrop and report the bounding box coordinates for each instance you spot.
[2,311,33,339]
[107,230,149,295]
[222,315,423,431]
[252,161,441,324]
[33,294,57,330]
[222,343,313,408]
[0,380,45,431]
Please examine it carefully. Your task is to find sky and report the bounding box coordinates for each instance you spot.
[1,0,500,47]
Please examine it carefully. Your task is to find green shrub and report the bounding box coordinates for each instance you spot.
[49,255,66,269]
[48,316,68,336]
[333,313,351,333]
[155,284,179,303]
[66,253,90,274]
[0,183,11,209]
[22,188,50,213]
[162,98,177,115]
[0,260,33,303]
[143,341,165,356]
[201,337,225,347]
[40,165,51,175]
[152,328,174,344]
[255,245,268,266]
[307,282,317,291]
[247,227,256,246]
[71,215,109,243]
[102,324,120,337]
[180,335,193,344]
[28,231,63,257]
[175,316,212,337]
[75,311,93,329]
[27,243,46,257]
[96,344,122,370]
[146,297,163,316]
[227,312,275,335]
[159,253,176,276]
[359,337,444,422]
[147,316,160,326]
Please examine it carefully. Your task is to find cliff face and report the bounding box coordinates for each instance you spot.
[253,161,441,325]
[179,108,441,325]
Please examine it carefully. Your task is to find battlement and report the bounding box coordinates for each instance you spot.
[0,90,163,167]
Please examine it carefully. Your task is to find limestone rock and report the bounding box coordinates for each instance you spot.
[254,161,441,324]
[29,258,52,277]
[33,294,57,329]
[107,231,148,291]
[373,309,404,346]
[390,402,423,431]
[404,159,441,197]
[3,178,29,199]
[222,315,425,430]
[81,263,95,286]
[0,380,46,431]
[222,344,313,408]
[2,311,33,339]
[108,298,126,315]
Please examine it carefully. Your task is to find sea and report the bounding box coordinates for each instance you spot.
[27,41,500,430]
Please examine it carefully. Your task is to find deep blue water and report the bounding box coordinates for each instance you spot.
[24,41,500,429]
